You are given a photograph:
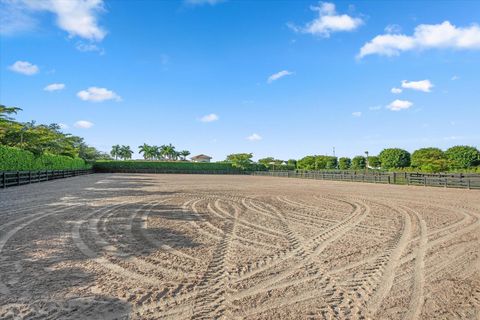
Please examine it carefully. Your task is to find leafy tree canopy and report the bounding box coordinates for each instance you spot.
[338,157,351,170]
[445,145,480,169]
[351,156,366,170]
[226,153,253,170]
[379,148,411,169]
[367,156,381,168]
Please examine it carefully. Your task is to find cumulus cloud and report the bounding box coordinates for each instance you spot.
[369,105,382,111]
[358,21,480,58]
[352,111,362,117]
[74,120,94,129]
[8,60,39,75]
[451,75,460,80]
[247,133,262,141]
[401,79,433,92]
[1,0,107,41]
[289,2,363,37]
[386,99,413,111]
[44,83,65,91]
[77,87,121,102]
[267,70,293,83]
[391,87,402,94]
[200,113,219,122]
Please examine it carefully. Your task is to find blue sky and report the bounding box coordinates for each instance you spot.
[1,0,479,161]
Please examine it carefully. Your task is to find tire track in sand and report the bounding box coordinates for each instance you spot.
[402,205,427,320]
[190,198,240,319]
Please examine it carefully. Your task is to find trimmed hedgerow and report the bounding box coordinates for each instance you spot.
[93,160,248,173]
[0,145,90,171]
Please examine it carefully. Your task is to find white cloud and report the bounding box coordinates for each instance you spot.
[75,41,105,54]
[358,21,480,58]
[289,2,363,37]
[74,120,94,129]
[369,105,382,111]
[386,99,413,111]
[267,70,293,83]
[200,113,219,122]
[451,75,460,80]
[391,87,402,94]
[0,1,37,35]
[77,87,121,102]
[44,83,65,91]
[247,133,262,141]
[1,0,106,41]
[352,111,362,117]
[185,0,224,5]
[401,79,433,92]
[8,60,39,75]
[58,123,69,129]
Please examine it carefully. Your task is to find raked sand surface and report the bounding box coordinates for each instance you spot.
[0,174,479,319]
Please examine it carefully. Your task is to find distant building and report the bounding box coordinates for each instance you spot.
[190,154,212,163]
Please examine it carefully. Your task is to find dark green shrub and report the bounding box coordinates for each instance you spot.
[93,160,267,172]
[0,145,90,171]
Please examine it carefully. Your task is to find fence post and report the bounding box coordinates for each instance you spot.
[424,176,427,187]
[17,171,20,185]
[468,179,471,190]
[29,171,32,184]
[388,175,391,184]
[444,177,447,188]
[393,172,396,184]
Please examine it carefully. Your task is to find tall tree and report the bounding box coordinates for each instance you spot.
[379,148,411,169]
[0,105,22,122]
[111,145,121,160]
[338,157,351,170]
[180,150,190,160]
[351,156,366,170]
[138,143,153,160]
[119,145,133,160]
[226,153,253,170]
[445,146,480,169]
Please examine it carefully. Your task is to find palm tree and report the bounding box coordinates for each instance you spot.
[110,145,121,160]
[0,105,22,122]
[138,143,152,160]
[151,145,161,160]
[159,145,168,160]
[165,143,176,161]
[180,150,190,161]
[119,145,133,160]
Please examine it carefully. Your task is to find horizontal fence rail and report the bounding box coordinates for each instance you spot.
[1,169,93,189]
[252,170,480,190]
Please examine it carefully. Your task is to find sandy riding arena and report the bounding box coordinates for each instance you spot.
[0,174,479,319]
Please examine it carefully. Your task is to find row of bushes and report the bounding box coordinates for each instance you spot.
[93,160,259,172]
[296,146,480,173]
[0,145,91,171]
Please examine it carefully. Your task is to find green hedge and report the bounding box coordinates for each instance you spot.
[93,160,252,173]
[0,145,91,171]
